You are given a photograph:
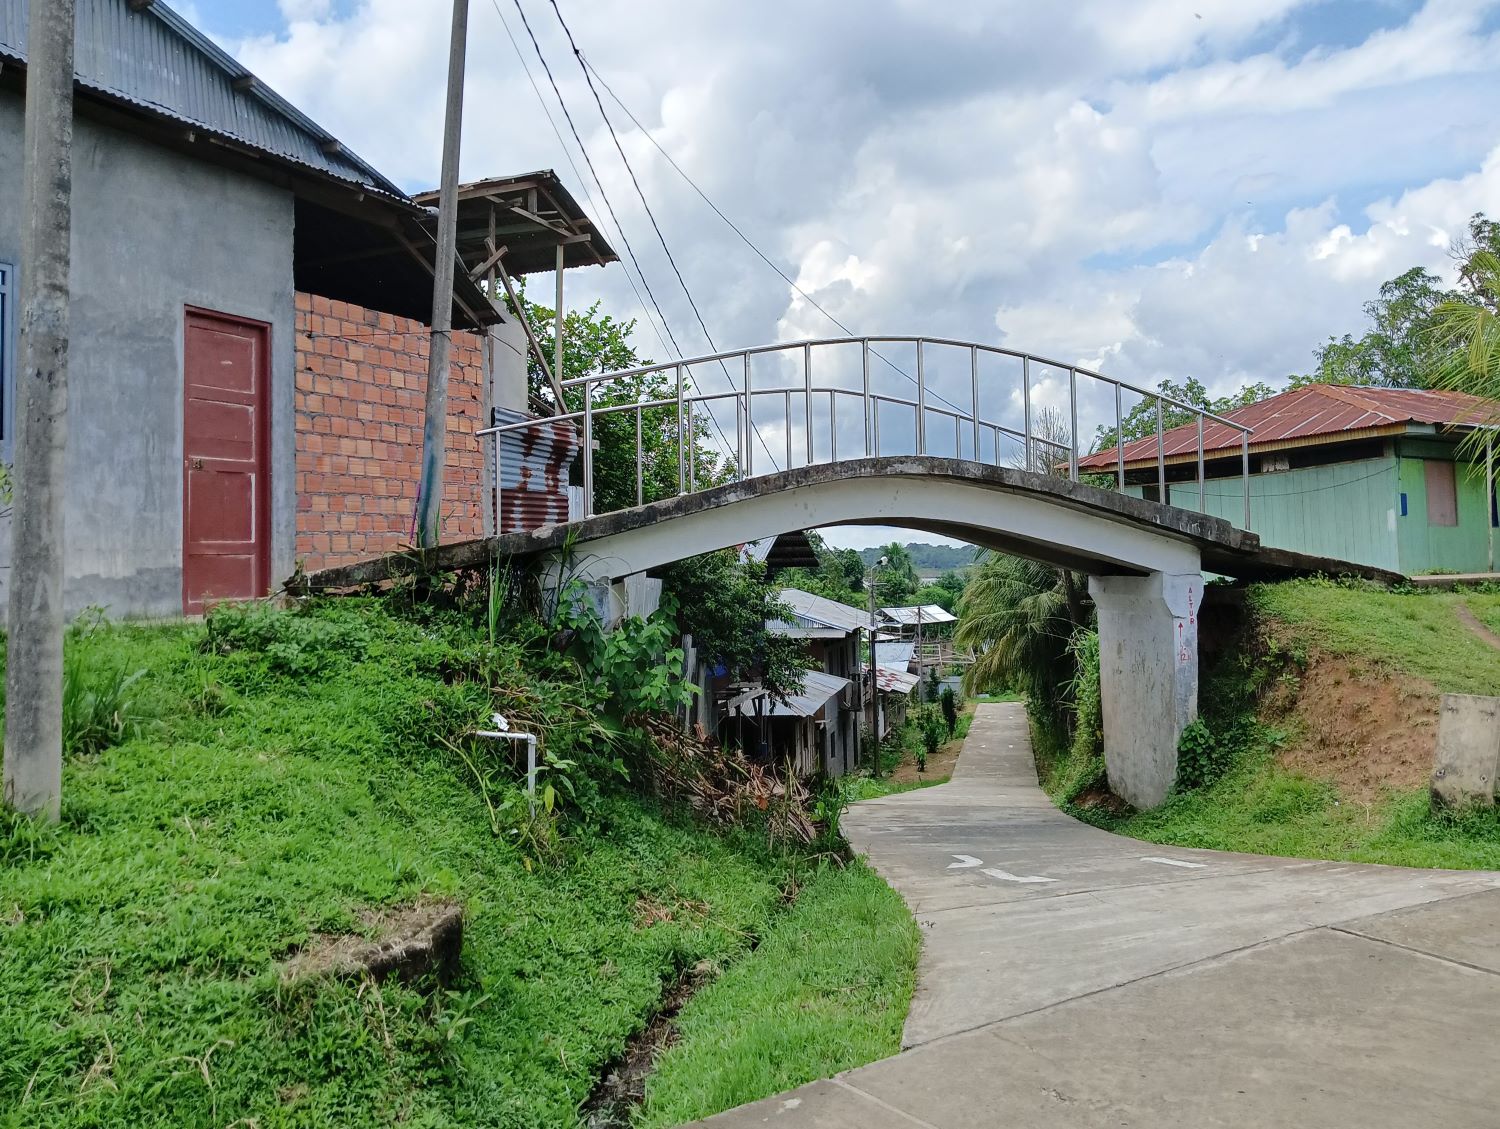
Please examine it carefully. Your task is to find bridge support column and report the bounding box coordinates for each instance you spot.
[1089,568,1204,810]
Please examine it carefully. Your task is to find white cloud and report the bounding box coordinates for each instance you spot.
[217,0,1500,539]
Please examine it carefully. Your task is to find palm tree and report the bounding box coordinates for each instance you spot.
[1431,221,1500,465]
[955,553,1088,718]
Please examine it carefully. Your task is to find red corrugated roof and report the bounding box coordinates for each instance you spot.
[1078,385,1498,470]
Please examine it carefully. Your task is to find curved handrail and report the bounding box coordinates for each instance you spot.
[479,335,1255,529]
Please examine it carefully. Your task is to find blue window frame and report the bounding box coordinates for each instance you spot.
[0,261,12,453]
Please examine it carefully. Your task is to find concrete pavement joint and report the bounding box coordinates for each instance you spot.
[827,1079,939,1128]
[1325,925,1500,979]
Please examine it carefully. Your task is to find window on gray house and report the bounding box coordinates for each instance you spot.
[1424,459,1458,527]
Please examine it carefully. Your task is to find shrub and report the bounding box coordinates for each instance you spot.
[1175,718,1234,791]
[939,686,958,737]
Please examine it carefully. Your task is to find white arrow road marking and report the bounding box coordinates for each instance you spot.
[1141,856,1208,869]
[947,854,984,869]
[981,867,1057,885]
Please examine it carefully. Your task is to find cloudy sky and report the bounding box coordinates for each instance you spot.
[198,0,1500,548]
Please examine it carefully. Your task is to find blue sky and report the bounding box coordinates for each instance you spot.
[200,0,1500,548]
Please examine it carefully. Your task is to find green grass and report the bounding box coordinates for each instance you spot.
[635,862,918,1127]
[0,601,917,1128]
[1250,580,1500,693]
[1070,580,1500,871]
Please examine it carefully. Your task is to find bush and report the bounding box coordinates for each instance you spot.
[1175,718,1233,791]
[939,686,958,737]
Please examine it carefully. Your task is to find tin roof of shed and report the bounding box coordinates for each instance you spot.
[1080,384,1497,472]
[0,0,404,200]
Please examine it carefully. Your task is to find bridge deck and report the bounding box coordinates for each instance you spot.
[298,458,1404,591]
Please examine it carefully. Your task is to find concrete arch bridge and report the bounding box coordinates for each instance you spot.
[306,337,1396,809]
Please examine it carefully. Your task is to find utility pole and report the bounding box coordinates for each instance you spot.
[5,0,76,822]
[415,0,470,548]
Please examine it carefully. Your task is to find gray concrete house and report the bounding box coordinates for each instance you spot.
[0,0,495,619]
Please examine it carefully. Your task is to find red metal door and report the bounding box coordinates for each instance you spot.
[182,309,271,614]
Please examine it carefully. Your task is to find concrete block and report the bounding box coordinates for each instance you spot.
[1430,694,1500,808]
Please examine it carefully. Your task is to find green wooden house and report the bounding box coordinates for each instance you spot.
[1079,385,1499,576]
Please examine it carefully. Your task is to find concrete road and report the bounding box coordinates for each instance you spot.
[693,702,1500,1128]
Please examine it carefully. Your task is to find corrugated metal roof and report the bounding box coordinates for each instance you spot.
[761,670,850,718]
[0,0,405,201]
[1080,385,1498,471]
[777,588,869,634]
[879,604,957,626]
[874,640,915,671]
[874,667,919,694]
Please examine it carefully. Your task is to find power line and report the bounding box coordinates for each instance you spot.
[502,0,685,374]
[486,0,671,361]
[577,54,973,422]
[542,0,778,472]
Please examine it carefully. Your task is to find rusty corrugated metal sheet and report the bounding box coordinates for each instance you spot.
[1081,385,1498,471]
[0,0,405,200]
[493,407,580,534]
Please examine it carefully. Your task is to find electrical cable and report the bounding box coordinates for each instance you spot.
[578,54,974,422]
[486,0,671,361]
[542,0,779,472]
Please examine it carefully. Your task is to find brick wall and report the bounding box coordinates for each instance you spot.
[294,291,488,573]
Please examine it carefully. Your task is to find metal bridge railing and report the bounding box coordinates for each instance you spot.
[477,336,1255,530]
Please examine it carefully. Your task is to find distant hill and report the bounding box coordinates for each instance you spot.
[857,542,980,573]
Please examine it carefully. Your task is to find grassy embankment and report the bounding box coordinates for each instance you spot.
[1038,580,1500,869]
[0,599,916,1128]
[845,702,975,801]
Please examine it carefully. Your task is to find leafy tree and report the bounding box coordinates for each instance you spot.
[508,292,732,513]
[955,552,1089,724]
[1293,267,1454,390]
[1093,377,1276,453]
[914,582,957,614]
[659,550,810,700]
[1431,215,1500,454]
[774,532,867,609]
[872,542,920,606]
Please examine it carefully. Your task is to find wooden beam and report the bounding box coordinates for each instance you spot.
[467,242,509,282]
[494,253,567,407]
[393,228,488,330]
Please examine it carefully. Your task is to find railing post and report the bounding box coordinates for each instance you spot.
[584,387,596,517]
[735,386,746,482]
[635,405,644,507]
[687,398,696,491]
[1242,429,1251,528]
[862,339,873,457]
[743,352,754,478]
[784,389,792,469]
[1068,367,1079,482]
[970,345,980,461]
[492,431,504,534]
[1022,356,1033,470]
[676,364,686,495]
[830,390,838,463]
[1197,414,1205,512]
[873,397,881,457]
[916,339,927,454]
[1114,382,1125,492]
[1156,398,1166,503]
[803,342,814,465]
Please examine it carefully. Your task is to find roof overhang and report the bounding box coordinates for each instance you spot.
[412,170,619,279]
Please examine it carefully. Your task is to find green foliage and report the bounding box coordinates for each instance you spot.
[1174,718,1233,792]
[0,598,915,1128]
[870,542,920,606]
[637,862,919,1128]
[777,532,869,609]
[939,686,958,737]
[1249,579,1500,694]
[511,293,733,513]
[956,553,1088,722]
[1039,629,1106,804]
[554,583,691,718]
[857,542,977,573]
[1093,376,1276,452]
[660,550,811,700]
[918,711,943,772]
